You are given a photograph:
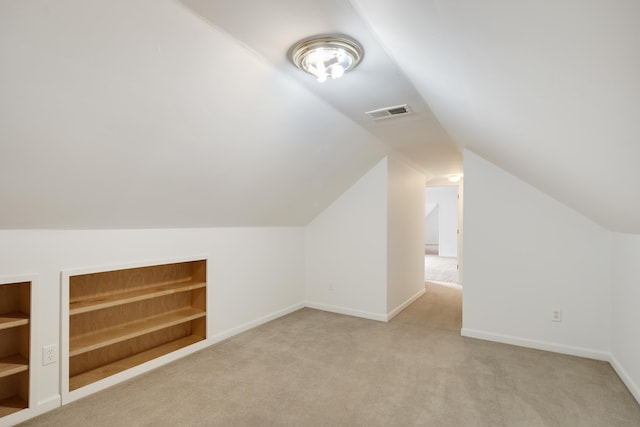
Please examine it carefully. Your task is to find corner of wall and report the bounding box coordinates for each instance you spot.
[386,156,426,314]
[610,353,640,405]
[462,149,612,357]
[610,232,640,405]
[304,158,388,317]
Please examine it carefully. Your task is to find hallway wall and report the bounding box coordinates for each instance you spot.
[425,186,458,257]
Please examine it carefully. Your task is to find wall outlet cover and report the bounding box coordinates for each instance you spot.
[43,344,57,365]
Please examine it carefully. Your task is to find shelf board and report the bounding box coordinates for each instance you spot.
[0,395,28,418]
[69,308,205,357]
[0,312,29,331]
[70,334,203,391]
[70,280,206,316]
[0,355,28,379]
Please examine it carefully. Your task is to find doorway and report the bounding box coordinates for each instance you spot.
[424,186,460,286]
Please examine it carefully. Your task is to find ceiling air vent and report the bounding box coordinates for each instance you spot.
[365,104,412,120]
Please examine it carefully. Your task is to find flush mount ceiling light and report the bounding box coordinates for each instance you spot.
[290,35,363,83]
[448,175,463,183]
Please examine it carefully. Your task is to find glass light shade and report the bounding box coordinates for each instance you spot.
[290,36,363,83]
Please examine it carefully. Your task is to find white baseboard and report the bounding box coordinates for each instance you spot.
[460,328,610,361]
[37,395,61,413]
[209,302,305,344]
[304,301,387,322]
[63,339,211,405]
[386,287,425,321]
[609,354,640,405]
[459,329,640,406]
[305,287,427,322]
[61,303,305,406]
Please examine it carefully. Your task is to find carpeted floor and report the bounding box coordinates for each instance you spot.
[425,255,459,284]
[20,284,640,427]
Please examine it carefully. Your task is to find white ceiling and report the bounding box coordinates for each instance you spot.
[179,0,462,182]
[349,0,640,232]
[0,0,638,232]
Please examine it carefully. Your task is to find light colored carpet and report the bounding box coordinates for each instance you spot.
[20,284,640,427]
[425,254,459,284]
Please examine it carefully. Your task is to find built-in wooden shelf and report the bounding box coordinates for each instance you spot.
[69,280,206,315]
[69,334,202,391]
[0,313,29,331]
[69,308,205,357]
[67,259,207,392]
[0,280,31,420]
[0,396,28,418]
[0,355,29,379]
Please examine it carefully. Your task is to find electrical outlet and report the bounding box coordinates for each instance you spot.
[552,310,563,322]
[329,282,335,291]
[43,344,57,365]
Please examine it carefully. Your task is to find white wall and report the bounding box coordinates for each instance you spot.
[0,227,304,420]
[305,159,388,320]
[425,186,458,257]
[457,181,464,285]
[462,150,612,358]
[424,205,439,245]
[611,233,640,403]
[305,156,426,320]
[387,157,425,314]
[352,0,640,234]
[0,0,389,229]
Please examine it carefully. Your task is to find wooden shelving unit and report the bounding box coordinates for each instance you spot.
[69,281,206,315]
[0,281,30,419]
[67,260,206,391]
[69,335,201,391]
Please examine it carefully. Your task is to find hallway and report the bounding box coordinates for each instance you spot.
[425,244,459,285]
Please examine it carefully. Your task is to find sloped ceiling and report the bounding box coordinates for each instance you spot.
[1,0,638,232]
[351,0,640,233]
[179,0,462,184]
[0,1,391,227]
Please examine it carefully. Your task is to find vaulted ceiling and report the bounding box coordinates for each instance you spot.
[0,1,638,232]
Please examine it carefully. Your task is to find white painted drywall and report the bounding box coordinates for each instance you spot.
[462,150,612,357]
[353,0,640,233]
[0,227,304,417]
[305,159,388,319]
[0,0,389,228]
[611,233,640,403]
[424,205,439,245]
[425,186,458,257]
[387,157,425,313]
[457,181,465,285]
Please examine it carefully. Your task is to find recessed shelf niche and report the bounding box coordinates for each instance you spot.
[64,259,207,395]
[0,281,31,420]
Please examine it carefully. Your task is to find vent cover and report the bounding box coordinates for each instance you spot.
[365,104,412,120]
